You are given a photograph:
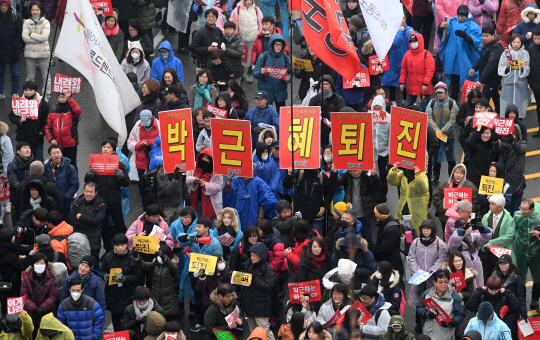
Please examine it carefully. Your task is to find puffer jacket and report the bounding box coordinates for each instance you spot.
[223,33,244,78]
[191,23,225,68]
[20,179,58,213]
[44,157,79,209]
[469,0,498,29]
[196,267,232,308]
[381,25,414,88]
[0,3,23,64]
[61,270,106,312]
[497,0,536,41]
[242,242,277,317]
[48,221,73,261]
[134,0,156,29]
[122,300,165,336]
[150,41,185,83]
[262,228,287,276]
[84,159,130,208]
[57,294,105,340]
[337,171,382,218]
[126,213,174,250]
[136,256,180,316]
[418,286,465,340]
[332,234,376,289]
[491,266,527,319]
[20,264,58,316]
[22,16,50,59]
[40,0,56,22]
[253,34,291,103]
[204,289,243,340]
[127,117,160,170]
[45,97,82,148]
[368,271,403,314]
[0,240,32,305]
[133,93,162,123]
[207,57,234,83]
[399,33,435,95]
[230,1,262,43]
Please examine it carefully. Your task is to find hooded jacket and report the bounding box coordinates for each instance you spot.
[155,159,190,210]
[381,25,414,88]
[253,34,291,103]
[125,27,152,64]
[122,41,151,85]
[204,289,242,340]
[214,92,239,119]
[333,234,376,289]
[433,0,467,52]
[68,195,106,251]
[20,180,58,213]
[293,49,338,100]
[469,0,498,29]
[102,20,124,63]
[14,209,51,255]
[127,116,161,170]
[379,315,415,340]
[0,1,23,64]
[254,142,279,192]
[61,270,106,312]
[21,264,58,315]
[368,271,403,314]
[504,104,528,141]
[465,128,500,188]
[57,294,105,340]
[44,157,79,209]
[399,34,435,95]
[143,312,166,340]
[0,311,34,340]
[22,16,50,59]
[473,37,505,87]
[252,26,289,65]
[464,314,512,340]
[500,124,527,196]
[308,75,346,145]
[35,313,74,340]
[126,213,174,250]
[372,216,402,274]
[215,207,243,258]
[514,202,540,282]
[223,33,245,78]
[133,92,162,124]
[45,97,82,148]
[448,226,492,287]
[491,266,527,318]
[244,103,280,149]
[362,294,393,340]
[418,286,466,340]
[8,92,50,146]
[261,227,287,275]
[242,242,277,317]
[191,23,225,68]
[48,221,73,260]
[497,0,536,41]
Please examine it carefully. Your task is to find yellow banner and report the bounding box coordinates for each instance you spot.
[436,129,448,143]
[231,271,252,286]
[478,175,504,195]
[108,268,120,285]
[292,56,314,72]
[133,236,159,254]
[188,253,218,275]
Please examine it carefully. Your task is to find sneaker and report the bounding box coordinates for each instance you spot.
[11,94,19,98]
[190,324,204,333]
[246,74,254,83]
[431,176,440,185]
[0,93,4,99]
[150,52,155,57]
[50,60,55,66]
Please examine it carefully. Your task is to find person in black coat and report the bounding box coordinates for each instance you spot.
[293,46,337,101]
[341,0,361,21]
[204,284,243,340]
[121,286,165,340]
[367,261,402,314]
[371,205,402,277]
[225,80,249,119]
[161,85,189,111]
[125,19,153,65]
[191,8,224,69]
[464,124,500,189]
[14,208,50,255]
[332,233,376,289]
[456,89,483,128]
[85,139,130,253]
[206,50,234,86]
[113,0,137,39]
[229,225,259,273]
[214,91,239,119]
[529,28,540,137]
[490,254,527,323]
[0,0,23,98]
[19,179,57,213]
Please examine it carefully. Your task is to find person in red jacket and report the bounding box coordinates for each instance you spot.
[399,33,435,112]
[45,91,82,170]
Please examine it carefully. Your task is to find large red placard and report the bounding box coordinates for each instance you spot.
[389,106,428,171]
[331,112,375,171]
[422,298,452,325]
[288,280,321,303]
[368,55,389,75]
[443,188,473,209]
[89,0,113,15]
[90,154,119,175]
[211,119,253,177]
[159,109,196,174]
[279,107,321,169]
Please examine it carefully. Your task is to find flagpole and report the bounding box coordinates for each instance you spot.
[289,10,295,200]
[43,0,66,104]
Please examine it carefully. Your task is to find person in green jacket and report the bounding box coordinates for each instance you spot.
[35,313,74,340]
[379,315,415,340]
[0,310,34,340]
[387,162,429,232]
[514,198,540,311]
[479,194,516,285]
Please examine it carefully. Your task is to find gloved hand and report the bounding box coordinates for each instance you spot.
[155,251,163,257]
[455,30,466,38]
[471,221,485,232]
[189,235,199,243]
[226,173,235,183]
[184,199,191,207]
[178,235,190,242]
[174,166,182,180]
[87,168,95,177]
[294,211,302,220]
[103,274,110,282]
[116,274,126,283]
[441,320,458,328]
[132,249,139,259]
[253,126,265,135]
[33,308,46,317]
[507,134,514,143]
[425,310,438,320]
[115,169,123,179]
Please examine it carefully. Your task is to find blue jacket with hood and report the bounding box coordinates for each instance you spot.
[381,25,415,87]
[464,313,512,340]
[253,142,280,193]
[44,156,78,209]
[151,41,185,84]
[513,4,540,49]
[253,34,291,103]
[245,105,280,150]
[149,136,163,171]
[61,269,106,312]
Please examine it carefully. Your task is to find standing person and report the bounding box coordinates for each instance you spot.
[191,9,225,72]
[126,205,174,253]
[250,17,288,84]
[433,0,467,52]
[124,19,152,64]
[367,262,403,314]
[296,236,331,311]
[44,145,79,218]
[529,28,540,137]
[195,112,213,153]
[0,0,23,99]
[111,0,136,33]
[464,303,512,340]
[151,41,184,83]
[133,79,162,122]
[500,124,527,214]
[464,123,500,188]
[102,9,125,63]
[427,82,458,184]
[411,0,434,50]
[442,252,477,304]
[359,285,393,340]
[161,85,189,111]
[214,92,239,119]
[0,310,34,340]
[188,69,218,111]
[22,1,51,100]
[438,5,482,100]
[245,91,280,149]
[222,22,244,84]
[7,142,34,196]
[293,46,337,102]
[497,0,535,43]
[225,80,249,119]
[272,200,298,249]
[61,256,106,312]
[372,204,403,278]
[469,0,498,29]
[513,4,540,49]
[498,34,530,119]
[121,286,166,340]
[134,0,156,46]
[204,284,243,340]
[45,91,82,170]
[154,163,189,227]
[121,41,151,85]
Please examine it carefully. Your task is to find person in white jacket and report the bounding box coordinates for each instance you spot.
[316,283,351,327]
[196,111,214,153]
[22,2,51,100]
[371,95,391,203]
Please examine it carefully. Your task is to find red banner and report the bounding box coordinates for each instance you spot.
[242,45,249,63]
[211,119,253,177]
[265,67,288,80]
[472,111,498,128]
[342,69,370,89]
[331,112,375,171]
[401,0,413,14]
[449,271,465,291]
[494,118,514,136]
[322,309,341,329]
[0,177,10,201]
[158,109,196,174]
[280,107,321,169]
[443,188,473,209]
[53,74,82,94]
[90,154,119,175]
[422,298,452,325]
[370,110,387,124]
[368,55,389,75]
[461,80,476,104]
[519,317,540,340]
[389,106,428,171]
[7,296,25,315]
[490,245,512,258]
[206,103,228,119]
[89,0,113,15]
[103,331,129,340]
[302,0,361,81]
[12,98,39,119]
[336,300,372,325]
[288,280,321,303]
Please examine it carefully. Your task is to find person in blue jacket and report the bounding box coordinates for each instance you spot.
[44,145,79,218]
[513,4,540,49]
[245,91,280,150]
[148,136,163,171]
[151,41,185,84]
[224,171,278,231]
[438,5,482,101]
[253,34,291,110]
[271,141,292,201]
[61,255,105,312]
[464,302,512,340]
[253,142,280,194]
[381,16,415,105]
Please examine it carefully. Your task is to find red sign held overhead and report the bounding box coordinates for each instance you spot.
[89,154,119,175]
[280,107,321,169]
[494,118,514,136]
[206,103,228,119]
[288,280,321,303]
[331,112,375,171]
[443,188,473,209]
[7,296,25,315]
[368,55,389,75]
[449,271,465,291]
[53,74,82,94]
[211,119,253,178]
[422,298,452,326]
[89,0,113,15]
[389,106,428,171]
[461,80,477,104]
[159,109,196,174]
[472,111,498,129]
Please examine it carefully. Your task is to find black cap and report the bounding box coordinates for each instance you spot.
[22,80,38,91]
[161,85,181,96]
[497,254,512,264]
[80,255,96,269]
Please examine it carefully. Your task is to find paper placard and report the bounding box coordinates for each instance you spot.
[103,330,129,340]
[158,108,196,174]
[443,188,473,209]
[422,297,452,325]
[149,225,166,242]
[133,236,159,254]
[472,111,497,128]
[449,271,465,291]
[189,253,218,275]
[368,55,389,75]
[461,80,476,104]
[89,0,113,15]
[288,280,321,303]
[242,45,249,64]
[231,271,252,286]
[0,177,10,200]
[322,309,341,329]
[225,306,240,326]
[336,300,371,325]
[494,118,515,136]
[370,110,387,124]
[331,112,375,171]
[408,269,431,285]
[89,154,119,175]
[217,232,236,246]
[292,56,314,72]
[518,319,535,338]
[479,175,504,195]
[436,129,448,142]
[53,74,82,94]
[12,98,39,119]
[7,296,25,314]
[108,268,120,285]
[343,69,370,89]
[206,103,228,119]
[490,245,512,258]
[265,67,288,80]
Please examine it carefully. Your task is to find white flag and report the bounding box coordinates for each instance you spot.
[360,0,403,61]
[54,0,140,147]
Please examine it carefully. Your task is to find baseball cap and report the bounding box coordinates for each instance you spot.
[255,91,268,100]
[434,81,448,94]
[139,110,153,127]
[161,85,181,96]
[497,254,512,264]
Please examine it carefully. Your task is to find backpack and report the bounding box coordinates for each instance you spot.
[50,252,68,301]
[429,97,454,111]
[53,232,91,269]
[396,219,418,281]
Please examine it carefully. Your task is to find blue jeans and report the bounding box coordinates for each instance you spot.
[311,219,323,236]
[0,62,20,95]
[405,93,431,112]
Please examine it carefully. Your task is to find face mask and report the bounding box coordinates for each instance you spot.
[217,262,226,271]
[131,53,140,60]
[34,264,46,274]
[261,155,268,161]
[324,156,332,163]
[162,55,169,60]
[392,328,402,333]
[229,92,234,97]
[410,41,419,50]
[262,30,270,35]
[71,292,81,301]
[157,256,163,264]
[374,272,382,279]
[138,301,150,311]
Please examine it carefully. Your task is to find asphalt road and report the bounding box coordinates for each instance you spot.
[1,20,539,338]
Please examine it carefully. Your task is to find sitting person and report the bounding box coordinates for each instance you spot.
[121,286,165,340]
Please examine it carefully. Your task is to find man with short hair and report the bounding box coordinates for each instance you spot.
[61,255,106,311]
[7,142,34,194]
[14,207,49,255]
[161,85,189,111]
[47,211,74,263]
[0,0,23,99]
[464,302,512,340]
[45,145,79,218]
[445,199,473,242]
[244,91,280,149]
[272,200,301,249]
[360,285,393,340]
[191,9,224,72]
[250,16,289,84]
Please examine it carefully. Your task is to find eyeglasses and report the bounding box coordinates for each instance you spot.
[249,235,258,239]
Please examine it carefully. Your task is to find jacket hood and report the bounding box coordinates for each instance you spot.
[445,204,462,219]
[419,219,437,233]
[248,327,268,340]
[336,233,368,252]
[319,74,336,92]
[49,221,73,237]
[196,147,214,164]
[504,104,521,123]
[146,310,166,335]
[268,34,286,57]
[128,40,145,59]
[258,127,277,143]
[38,313,69,334]
[255,142,270,160]
[0,121,8,136]
[386,315,409,336]
[521,4,540,24]
[514,124,523,140]
[408,33,426,54]
[447,163,468,187]
[322,259,357,289]
[359,37,372,55]
[158,41,175,61]
[22,180,49,202]
[370,270,401,289]
[371,95,386,110]
[248,242,268,261]
[154,136,161,147]
[216,207,241,234]
[215,91,232,110]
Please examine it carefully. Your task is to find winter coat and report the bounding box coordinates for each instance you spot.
[134,0,156,29]
[259,0,288,40]
[133,94,162,124]
[253,34,291,103]
[271,215,294,249]
[102,22,124,62]
[84,158,130,208]
[61,270,106,312]
[293,49,338,101]
[111,0,136,26]
[242,242,277,317]
[308,75,346,144]
[448,227,492,287]
[0,311,34,340]
[372,216,402,274]
[261,228,287,276]
[473,37,505,87]
[412,0,433,17]
[513,4,540,49]
[213,92,239,119]
[204,289,243,340]
[161,94,189,111]
[465,130,500,188]
[54,0,66,26]
[428,96,458,141]
[362,295,393,340]
[228,176,277,229]
[408,235,448,305]
[252,27,289,65]
[367,271,403,314]
[514,202,540,281]
[122,41,151,85]
[207,56,234,82]
[381,25,414,88]
[500,125,527,198]
[481,209,516,258]
[333,234,376,289]
[127,117,160,170]
[21,265,58,315]
[188,84,218,111]
[155,162,189,208]
[498,44,530,118]
[528,41,540,91]
[125,32,153,64]
[186,148,223,218]
[45,98,82,148]
[14,209,51,254]
[8,92,49,146]
[150,41,185,84]
[297,247,332,296]
[35,313,74,340]
[57,294,105,340]
[229,243,250,272]
[316,298,351,325]
[121,298,165,336]
[39,0,56,22]
[464,313,512,340]
[15,174,61,213]
[230,1,262,42]
[0,7,23,63]
[100,249,143,314]
[336,171,382,218]
[196,267,232,309]
[253,146,279,193]
[469,0,498,28]
[0,122,13,177]
[244,104,280,149]
[215,208,243,259]
[491,267,527,319]
[169,217,198,299]
[0,240,32,304]
[387,169,429,231]
[456,98,477,127]
[223,33,245,78]
[433,0,467,52]
[48,221,73,261]
[417,286,465,340]
[335,71,366,105]
[7,155,34,198]
[191,23,225,68]
[379,315,415,340]
[230,93,249,119]
[126,213,174,250]
[20,180,58,213]
[44,157,79,209]
[22,16,50,59]
[68,195,106,252]
[441,263,477,302]
[497,0,536,41]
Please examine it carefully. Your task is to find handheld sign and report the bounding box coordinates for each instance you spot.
[225,306,241,326]
[389,106,428,171]
[368,55,389,75]
[408,269,431,285]
[436,129,448,143]
[89,0,113,15]
[133,236,159,254]
[288,280,321,303]
[12,98,39,119]
[322,309,341,329]
[90,154,119,175]
[490,246,512,258]
[449,271,465,291]
[149,225,166,242]
[103,331,130,340]
[231,271,252,286]
[518,318,536,339]
[331,112,375,171]
[472,112,497,128]
[494,118,514,136]
[422,298,452,325]
[343,69,370,89]
[265,67,288,80]
[213,329,236,340]
[7,296,25,314]
[370,110,387,124]
[211,119,253,178]
[206,103,228,119]
[478,176,504,195]
[443,188,473,209]
[53,73,82,94]
[336,300,371,325]
[280,107,321,169]
[292,56,314,72]
[217,232,236,246]
[108,268,120,285]
[0,177,10,200]
[460,80,476,104]
[158,109,196,174]
[189,253,218,275]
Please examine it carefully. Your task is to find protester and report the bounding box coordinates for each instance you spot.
[121,41,151,85]
[188,69,219,111]
[102,10,124,62]
[61,256,106,312]
[191,9,225,71]
[464,302,512,340]
[125,19,152,64]
[0,0,23,99]
[44,145,79,217]
[151,41,185,84]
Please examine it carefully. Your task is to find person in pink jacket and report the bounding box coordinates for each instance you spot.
[126,204,174,251]
[434,0,468,52]
[468,0,499,28]
[229,0,263,79]
[496,0,536,42]
[444,200,473,244]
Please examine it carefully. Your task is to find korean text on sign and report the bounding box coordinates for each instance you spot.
[370,110,387,124]
[0,177,10,201]
[133,236,159,254]
[189,253,218,275]
[331,112,375,171]
[494,118,514,136]
[103,331,129,340]
[159,109,196,174]
[288,280,321,303]
[336,300,371,325]
[265,67,288,80]
[53,74,82,94]
[12,98,39,119]
[408,269,432,285]
[443,188,472,209]
[231,271,252,286]
[368,55,389,75]
[449,271,465,291]
[478,175,504,195]
[280,107,321,169]
[225,306,241,326]
[422,298,452,325]
[472,111,498,128]
[218,232,236,246]
[211,119,253,178]
[460,80,476,104]
[89,0,113,15]
[292,56,314,72]
[7,296,25,315]
[389,106,428,171]
[89,154,119,175]
[206,103,228,119]
[490,246,512,258]
[342,69,370,89]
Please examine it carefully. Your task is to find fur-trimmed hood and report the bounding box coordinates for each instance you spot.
[0,121,8,136]
[442,262,478,281]
[25,262,57,276]
[257,127,277,144]
[209,288,238,314]
[521,4,540,24]
[360,38,373,56]
[370,270,401,290]
[335,233,369,253]
[299,330,332,340]
[216,207,241,234]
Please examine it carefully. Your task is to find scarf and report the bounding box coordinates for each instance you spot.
[101,22,119,36]
[134,299,154,321]
[312,253,326,269]
[420,235,435,247]
[30,196,42,209]
[195,83,212,110]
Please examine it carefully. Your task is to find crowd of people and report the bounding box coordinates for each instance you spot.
[0,0,540,340]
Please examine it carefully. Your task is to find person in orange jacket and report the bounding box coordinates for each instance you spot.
[47,211,73,268]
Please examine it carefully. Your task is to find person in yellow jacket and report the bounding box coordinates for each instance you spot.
[387,162,430,231]
[34,313,74,340]
[0,310,33,340]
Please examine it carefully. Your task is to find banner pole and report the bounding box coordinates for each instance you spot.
[43,0,66,103]
[289,10,295,199]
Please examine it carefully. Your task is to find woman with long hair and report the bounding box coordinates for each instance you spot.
[300,322,332,340]
[367,261,403,314]
[229,225,259,272]
[159,68,187,103]
[443,252,477,302]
